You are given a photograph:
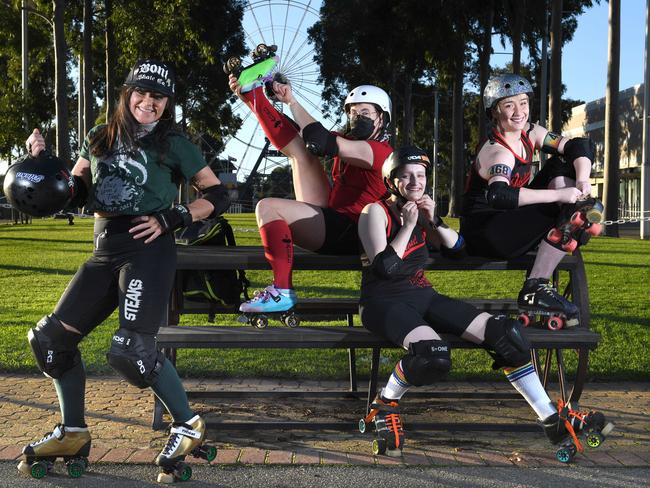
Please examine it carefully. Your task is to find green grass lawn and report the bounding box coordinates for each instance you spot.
[1,215,648,382]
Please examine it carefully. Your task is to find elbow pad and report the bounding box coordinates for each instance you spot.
[370,245,403,279]
[486,181,520,210]
[440,234,467,260]
[563,137,595,163]
[202,184,231,217]
[302,122,339,157]
[68,175,88,208]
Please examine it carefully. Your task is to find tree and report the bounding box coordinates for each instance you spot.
[82,0,93,138]
[53,0,70,162]
[603,0,620,237]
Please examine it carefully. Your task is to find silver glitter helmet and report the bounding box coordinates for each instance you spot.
[483,74,533,113]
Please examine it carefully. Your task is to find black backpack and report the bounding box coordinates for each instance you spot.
[175,216,249,311]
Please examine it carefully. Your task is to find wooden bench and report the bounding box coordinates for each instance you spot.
[154,246,600,431]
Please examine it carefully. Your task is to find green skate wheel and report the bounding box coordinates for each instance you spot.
[372,438,387,456]
[176,462,192,482]
[66,459,85,478]
[204,445,217,462]
[586,431,603,448]
[30,461,48,479]
[556,446,572,463]
[358,419,367,433]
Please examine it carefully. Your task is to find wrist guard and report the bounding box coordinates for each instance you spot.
[68,175,88,208]
[202,184,231,217]
[154,204,192,234]
[303,122,338,157]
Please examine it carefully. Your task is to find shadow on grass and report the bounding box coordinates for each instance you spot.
[591,313,650,328]
[0,264,75,275]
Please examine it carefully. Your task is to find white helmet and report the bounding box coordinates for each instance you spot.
[344,85,392,122]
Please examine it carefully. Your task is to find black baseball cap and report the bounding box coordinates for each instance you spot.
[123,59,175,97]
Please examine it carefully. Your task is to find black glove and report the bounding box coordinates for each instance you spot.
[153,204,192,234]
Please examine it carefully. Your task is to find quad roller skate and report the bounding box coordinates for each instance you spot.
[358,395,404,457]
[547,197,604,253]
[156,414,216,484]
[238,285,300,329]
[517,277,579,330]
[223,43,284,96]
[542,399,614,463]
[17,424,91,479]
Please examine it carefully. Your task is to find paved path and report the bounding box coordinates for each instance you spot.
[1,375,649,471]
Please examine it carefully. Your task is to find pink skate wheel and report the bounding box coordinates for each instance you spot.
[518,313,531,327]
[546,315,564,331]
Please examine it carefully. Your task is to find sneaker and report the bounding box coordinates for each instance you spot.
[518,278,578,318]
[239,285,297,313]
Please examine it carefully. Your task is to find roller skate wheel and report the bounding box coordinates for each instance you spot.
[587,222,602,236]
[282,313,300,328]
[251,315,268,329]
[358,418,367,433]
[586,431,603,448]
[570,211,585,227]
[585,207,603,223]
[518,313,531,327]
[29,460,49,479]
[546,315,564,331]
[157,471,175,484]
[547,228,563,244]
[204,445,217,462]
[223,57,241,75]
[175,462,192,482]
[372,438,387,456]
[555,445,574,463]
[66,459,85,478]
[562,238,578,252]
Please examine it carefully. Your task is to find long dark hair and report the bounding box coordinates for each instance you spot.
[89,86,176,159]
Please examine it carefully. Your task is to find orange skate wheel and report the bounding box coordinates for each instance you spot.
[562,238,578,252]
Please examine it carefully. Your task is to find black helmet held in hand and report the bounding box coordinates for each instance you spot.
[3,152,75,217]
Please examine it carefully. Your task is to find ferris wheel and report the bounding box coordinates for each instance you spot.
[223,0,342,184]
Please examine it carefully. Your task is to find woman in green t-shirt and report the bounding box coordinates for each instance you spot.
[19,59,228,482]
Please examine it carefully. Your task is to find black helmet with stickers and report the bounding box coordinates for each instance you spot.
[3,152,75,217]
[123,59,175,97]
[483,73,533,117]
[382,145,431,196]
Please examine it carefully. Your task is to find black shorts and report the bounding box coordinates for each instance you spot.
[460,155,573,259]
[315,207,360,255]
[359,288,482,347]
[54,216,176,336]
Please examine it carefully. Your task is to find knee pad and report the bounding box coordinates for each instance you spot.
[484,316,531,369]
[28,314,82,379]
[401,340,451,386]
[106,328,165,388]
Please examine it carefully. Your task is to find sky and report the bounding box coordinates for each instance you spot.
[492,0,647,103]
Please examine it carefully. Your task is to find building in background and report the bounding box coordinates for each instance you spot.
[563,84,644,216]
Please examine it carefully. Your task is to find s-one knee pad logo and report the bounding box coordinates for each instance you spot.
[124,279,144,321]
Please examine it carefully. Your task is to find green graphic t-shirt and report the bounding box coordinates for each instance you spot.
[79,125,206,215]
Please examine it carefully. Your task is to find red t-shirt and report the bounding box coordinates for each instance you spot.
[327,139,393,222]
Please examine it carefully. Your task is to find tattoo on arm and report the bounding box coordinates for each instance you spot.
[488,163,512,179]
[541,132,562,155]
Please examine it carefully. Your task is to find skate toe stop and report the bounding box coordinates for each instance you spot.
[157,471,175,484]
[385,449,403,458]
[17,461,30,475]
[601,423,615,436]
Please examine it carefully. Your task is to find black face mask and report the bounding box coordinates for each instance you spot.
[347,115,376,140]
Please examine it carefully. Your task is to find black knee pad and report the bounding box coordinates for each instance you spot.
[484,315,531,369]
[401,340,451,386]
[106,328,165,388]
[28,314,82,379]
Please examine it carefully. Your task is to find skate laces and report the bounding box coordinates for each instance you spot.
[31,424,64,446]
[366,399,403,448]
[557,400,585,452]
[162,422,201,456]
[249,285,279,303]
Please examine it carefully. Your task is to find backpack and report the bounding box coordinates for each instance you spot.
[175,216,250,316]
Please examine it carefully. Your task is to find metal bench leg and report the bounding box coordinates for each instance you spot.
[556,349,568,403]
[347,314,357,392]
[366,347,381,413]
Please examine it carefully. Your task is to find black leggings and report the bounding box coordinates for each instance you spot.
[54,216,176,336]
[359,287,482,347]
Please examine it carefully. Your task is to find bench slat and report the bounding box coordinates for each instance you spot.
[157,325,600,350]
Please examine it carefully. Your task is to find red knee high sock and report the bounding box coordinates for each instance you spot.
[260,219,294,289]
[243,86,298,151]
